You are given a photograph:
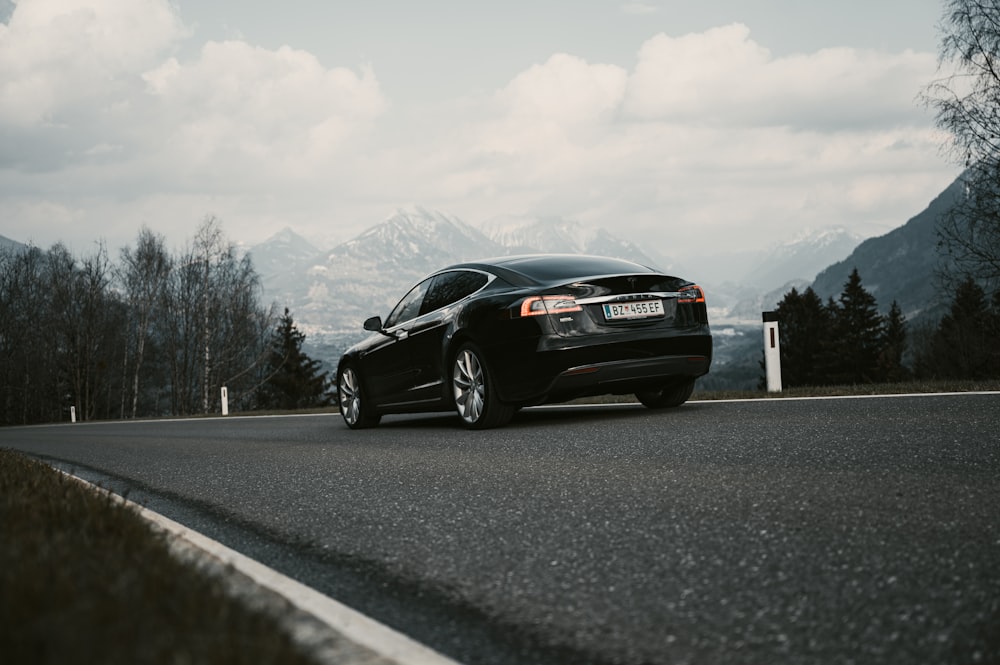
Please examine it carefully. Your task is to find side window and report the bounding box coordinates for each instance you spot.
[384,278,432,328]
[421,271,489,315]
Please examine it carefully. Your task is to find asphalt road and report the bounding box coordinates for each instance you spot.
[3,394,999,665]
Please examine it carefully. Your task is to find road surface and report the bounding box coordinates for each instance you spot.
[3,393,999,664]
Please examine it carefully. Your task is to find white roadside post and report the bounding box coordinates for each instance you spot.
[762,311,782,393]
[70,406,76,423]
[221,386,229,416]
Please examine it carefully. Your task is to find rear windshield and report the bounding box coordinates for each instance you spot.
[500,255,655,282]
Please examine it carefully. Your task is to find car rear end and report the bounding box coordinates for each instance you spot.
[496,270,712,404]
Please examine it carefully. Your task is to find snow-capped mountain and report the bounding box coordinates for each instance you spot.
[701,227,864,323]
[250,209,873,374]
[254,208,677,348]
[285,208,506,335]
[250,227,321,273]
[743,227,864,293]
[248,227,323,311]
[810,177,965,323]
[482,215,673,271]
[0,234,28,254]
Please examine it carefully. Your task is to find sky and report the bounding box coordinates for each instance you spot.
[0,0,963,260]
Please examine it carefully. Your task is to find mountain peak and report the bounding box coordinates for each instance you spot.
[779,226,865,250]
[810,176,967,322]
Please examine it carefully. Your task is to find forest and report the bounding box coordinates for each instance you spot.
[772,268,1000,388]
[0,219,329,426]
[3,219,999,425]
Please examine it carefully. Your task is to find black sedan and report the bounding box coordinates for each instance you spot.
[337,254,712,429]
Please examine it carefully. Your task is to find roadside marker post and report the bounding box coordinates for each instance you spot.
[221,386,229,416]
[762,311,782,393]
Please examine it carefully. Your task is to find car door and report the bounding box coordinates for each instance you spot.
[405,270,491,403]
[361,277,431,405]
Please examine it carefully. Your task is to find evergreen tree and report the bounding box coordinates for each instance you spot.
[258,308,331,410]
[774,287,834,387]
[877,301,909,383]
[829,269,884,384]
[917,277,999,379]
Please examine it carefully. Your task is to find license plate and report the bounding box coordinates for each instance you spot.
[602,299,664,320]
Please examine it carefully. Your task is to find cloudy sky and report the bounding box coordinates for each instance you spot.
[0,0,962,259]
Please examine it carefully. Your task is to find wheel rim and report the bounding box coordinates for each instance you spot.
[453,349,485,424]
[339,367,362,426]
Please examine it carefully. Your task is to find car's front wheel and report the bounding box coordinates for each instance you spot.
[636,378,695,409]
[452,343,514,429]
[338,363,381,429]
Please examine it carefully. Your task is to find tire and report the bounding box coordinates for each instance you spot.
[636,378,695,409]
[338,363,381,429]
[452,343,514,429]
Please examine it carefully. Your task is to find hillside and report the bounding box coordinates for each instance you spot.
[810,177,964,321]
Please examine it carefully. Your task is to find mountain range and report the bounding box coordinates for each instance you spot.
[251,174,966,388]
[250,209,869,343]
[0,234,26,254]
[810,178,964,323]
[1,176,966,387]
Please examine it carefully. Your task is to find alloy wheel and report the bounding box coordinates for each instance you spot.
[453,348,485,424]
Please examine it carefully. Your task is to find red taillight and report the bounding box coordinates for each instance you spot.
[678,285,705,304]
[519,295,583,317]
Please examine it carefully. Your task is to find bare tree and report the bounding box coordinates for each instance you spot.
[43,242,124,421]
[118,228,172,418]
[923,0,1000,285]
[161,216,271,415]
[0,245,54,424]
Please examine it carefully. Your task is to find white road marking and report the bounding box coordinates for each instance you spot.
[65,472,463,665]
[529,391,1000,408]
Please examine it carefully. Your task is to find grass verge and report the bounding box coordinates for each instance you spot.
[0,449,339,665]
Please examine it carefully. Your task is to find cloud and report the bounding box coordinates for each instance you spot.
[0,3,954,258]
[425,25,947,252]
[141,41,386,187]
[499,53,627,124]
[0,0,186,128]
[622,24,936,129]
[621,2,658,15]
[0,0,385,185]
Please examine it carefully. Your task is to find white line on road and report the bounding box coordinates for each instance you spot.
[66,472,464,665]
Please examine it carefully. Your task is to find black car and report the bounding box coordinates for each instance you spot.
[337,254,712,429]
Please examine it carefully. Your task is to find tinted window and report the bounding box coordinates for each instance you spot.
[421,270,489,315]
[384,278,432,328]
[498,255,653,282]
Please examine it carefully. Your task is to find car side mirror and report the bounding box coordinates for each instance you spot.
[363,316,383,332]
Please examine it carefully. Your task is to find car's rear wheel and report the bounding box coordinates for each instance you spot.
[636,378,695,409]
[338,363,381,429]
[452,343,514,429]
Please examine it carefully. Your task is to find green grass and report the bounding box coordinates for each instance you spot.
[0,449,327,665]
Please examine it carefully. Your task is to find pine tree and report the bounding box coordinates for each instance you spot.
[829,269,885,384]
[917,277,998,379]
[774,287,834,387]
[258,308,332,410]
[877,301,909,383]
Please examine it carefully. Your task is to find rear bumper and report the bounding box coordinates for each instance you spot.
[489,330,713,405]
[545,354,710,402]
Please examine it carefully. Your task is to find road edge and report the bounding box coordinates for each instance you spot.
[66,471,464,665]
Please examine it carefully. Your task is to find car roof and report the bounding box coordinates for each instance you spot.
[446,254,659,285]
